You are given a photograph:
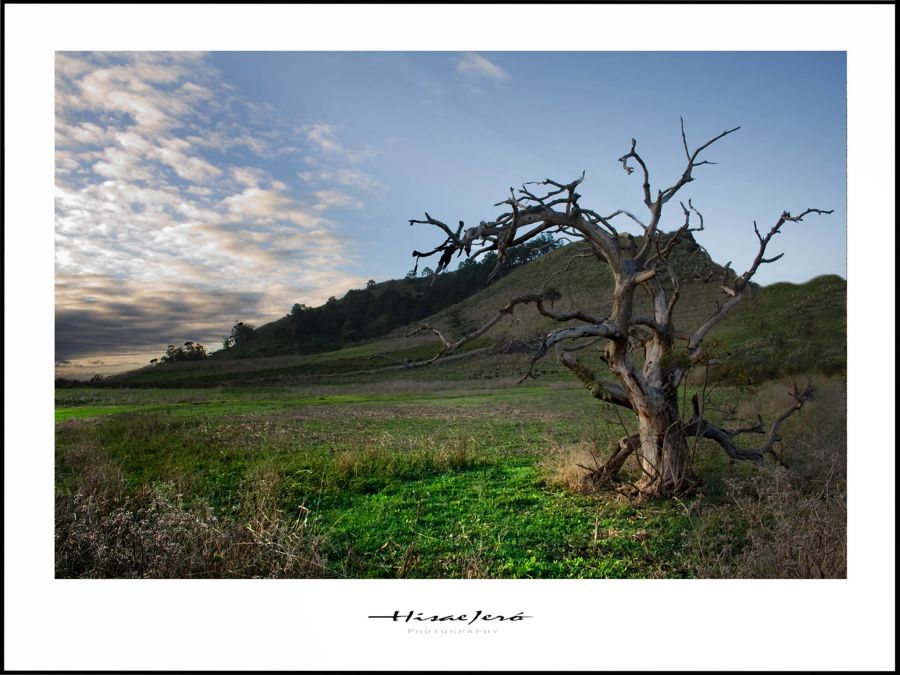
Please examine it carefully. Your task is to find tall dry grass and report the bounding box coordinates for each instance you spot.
[55,444,329,578]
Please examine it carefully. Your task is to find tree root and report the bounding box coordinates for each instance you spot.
[581,433,698,500]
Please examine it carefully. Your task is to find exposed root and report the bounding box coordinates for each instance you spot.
[580,433,698,501]
[634,474,699,500]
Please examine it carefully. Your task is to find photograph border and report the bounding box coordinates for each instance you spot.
[4,3,895,671]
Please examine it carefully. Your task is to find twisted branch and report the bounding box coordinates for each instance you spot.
[688,208,833,361]
[684,383,813,463]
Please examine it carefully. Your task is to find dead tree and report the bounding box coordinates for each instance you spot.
[408,121,831,497]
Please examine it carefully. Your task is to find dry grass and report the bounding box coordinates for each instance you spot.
[731,467,845,578]
[55,444,329,578]
[328,435,485,490]
[680,465,846,578]
[539,440,600,493]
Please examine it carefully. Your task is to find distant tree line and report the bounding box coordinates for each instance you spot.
[277,234,562,353]
[55,376,103,388]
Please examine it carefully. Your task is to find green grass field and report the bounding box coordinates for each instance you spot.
[55,372,846,579]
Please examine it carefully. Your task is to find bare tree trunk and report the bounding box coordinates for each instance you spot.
[634,403,692,496]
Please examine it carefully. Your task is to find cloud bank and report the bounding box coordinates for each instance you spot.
[55,52,375,376]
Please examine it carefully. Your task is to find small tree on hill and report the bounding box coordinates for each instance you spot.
[408,121,831,497]
[222,321,256,349]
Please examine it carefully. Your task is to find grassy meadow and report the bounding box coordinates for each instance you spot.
[55,370,846,579]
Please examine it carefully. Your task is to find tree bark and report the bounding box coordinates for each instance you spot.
[634,402,692,495]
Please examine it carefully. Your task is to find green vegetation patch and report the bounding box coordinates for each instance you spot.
[56,408,692,578]
[321,463,690,578]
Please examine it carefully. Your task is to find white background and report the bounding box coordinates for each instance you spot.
[4,3,895,671]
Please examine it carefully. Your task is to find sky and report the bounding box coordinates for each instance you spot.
[54,51,846,378]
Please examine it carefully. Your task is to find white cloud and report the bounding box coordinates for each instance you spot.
[223,187,323,228]
[61,54,210,133]
[55,53,92,79]
[305,122,343,155]
[91,146,154,182]
[66,122,109,145]
[231,166,266,187]
[55,150,83,174]
[114,130,153,154]
[455,53,509,83]
[188,131,271,156]
[155,137,221,182]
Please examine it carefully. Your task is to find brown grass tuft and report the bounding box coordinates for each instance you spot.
[55,444,329,578]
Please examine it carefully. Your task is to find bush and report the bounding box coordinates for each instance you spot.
[726,468,846,578]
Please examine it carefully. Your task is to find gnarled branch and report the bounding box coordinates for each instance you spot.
[582,433,641,488]
[560,353,633,410]
[684,384,813,464]
[630,123,739,266]
[389,292,613,369]
[410,177,620,278]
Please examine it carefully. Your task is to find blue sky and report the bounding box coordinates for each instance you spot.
[55,51,846,376]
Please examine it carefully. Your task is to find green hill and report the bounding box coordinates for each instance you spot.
[107,240,846,388]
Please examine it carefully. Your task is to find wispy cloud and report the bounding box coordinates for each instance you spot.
[311,189,364,211]
[299,167,385,193]
[455,53,509,83]
[302,123,379,163]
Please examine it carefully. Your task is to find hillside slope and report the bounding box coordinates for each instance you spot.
[109,241,846,388]
[212,235,562,360]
